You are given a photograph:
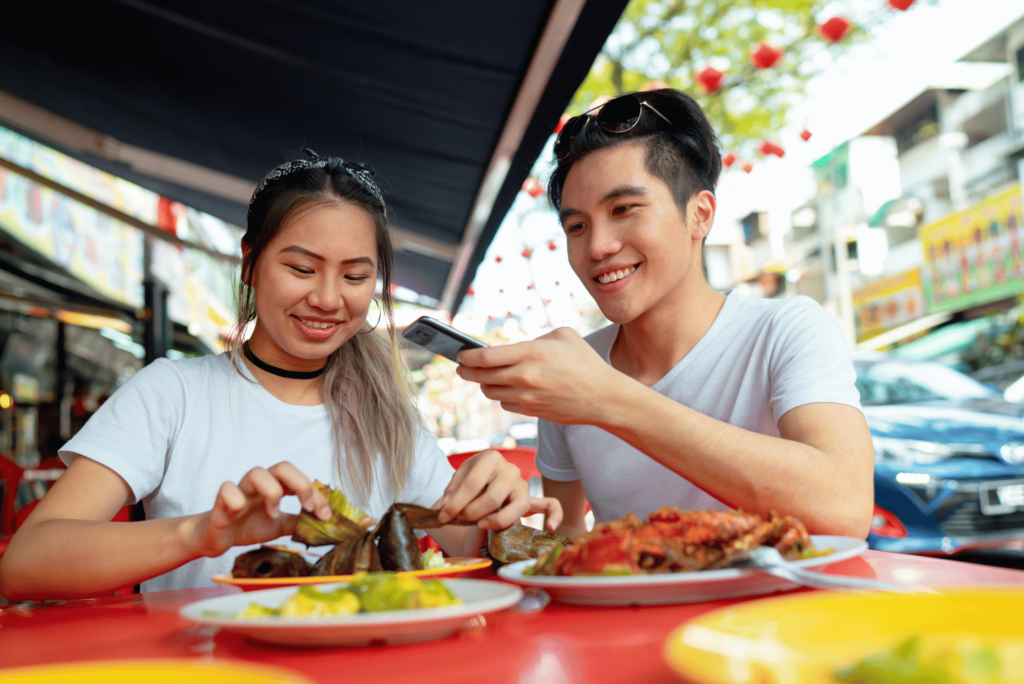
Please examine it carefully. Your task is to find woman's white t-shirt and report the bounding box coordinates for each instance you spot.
[59,353,454,593]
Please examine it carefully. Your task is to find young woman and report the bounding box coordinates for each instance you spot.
[0,151,560,599]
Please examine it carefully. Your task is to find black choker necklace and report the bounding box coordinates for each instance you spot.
[242,343,326,380]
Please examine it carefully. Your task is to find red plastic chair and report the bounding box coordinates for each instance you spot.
[447,446,541,481]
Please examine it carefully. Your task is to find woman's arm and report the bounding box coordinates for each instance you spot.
[425,450,563,557]
[0,457,329,600]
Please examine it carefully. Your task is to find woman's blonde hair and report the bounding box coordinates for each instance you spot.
[234,154,418,506]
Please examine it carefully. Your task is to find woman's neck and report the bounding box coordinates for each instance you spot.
[242,326,326,406]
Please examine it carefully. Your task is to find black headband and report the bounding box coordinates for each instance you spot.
[248,148,385,219]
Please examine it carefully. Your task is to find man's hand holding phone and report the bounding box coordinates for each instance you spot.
[455,327,620,426]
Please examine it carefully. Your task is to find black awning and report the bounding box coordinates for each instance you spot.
[0,0,626,307]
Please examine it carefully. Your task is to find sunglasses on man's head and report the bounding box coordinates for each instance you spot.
[554,94,674,160]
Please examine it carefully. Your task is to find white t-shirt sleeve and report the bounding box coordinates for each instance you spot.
[398,427,456,507]
[767,296,863,423]
[59,359,186,504]
[536,418,579,481]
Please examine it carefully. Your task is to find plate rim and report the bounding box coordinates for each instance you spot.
[212,557,492,587]
[661,587,1024,683]
[0,659,315,683]
[180,577,523,630]
[496,534,868,587]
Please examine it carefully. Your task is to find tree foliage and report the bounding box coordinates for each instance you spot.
[570,0,868,155]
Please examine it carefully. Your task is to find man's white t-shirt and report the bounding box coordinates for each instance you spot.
[536,292,862,524]
[60,354,454,593]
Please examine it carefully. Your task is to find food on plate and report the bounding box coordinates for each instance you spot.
[833,635,1024,684]
[527,507,827,576]
[312,532,382,576]
[486,522,572,565]
[231,545,313,578]
[376,507,424,572]
[348,572,460,611]
[420,548,448,570]
[232,482,478,579]
[235,573,460,619]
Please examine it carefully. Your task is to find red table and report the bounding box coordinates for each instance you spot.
[2,551,1023,683]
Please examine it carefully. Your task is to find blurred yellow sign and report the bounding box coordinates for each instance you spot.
[852,268,924,342]
[920,184,1024,313]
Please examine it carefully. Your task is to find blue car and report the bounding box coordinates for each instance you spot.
[856,354,1024,555]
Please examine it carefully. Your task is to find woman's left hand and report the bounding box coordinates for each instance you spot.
[436,450,562,531]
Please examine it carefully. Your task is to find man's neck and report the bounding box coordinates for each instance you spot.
[610,277,727,387]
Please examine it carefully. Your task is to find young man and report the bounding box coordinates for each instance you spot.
[456,89,873,540]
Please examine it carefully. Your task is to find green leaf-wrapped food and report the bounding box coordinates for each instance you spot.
[292,481,375,547]
[376,507,423,572]
[488,523,572,564]
[232,546,313,578]
[392,502,477,530]
[312,532,383,576]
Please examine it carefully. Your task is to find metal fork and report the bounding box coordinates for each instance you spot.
[733,546,937,594]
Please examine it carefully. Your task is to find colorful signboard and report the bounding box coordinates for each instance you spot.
[0,166,144,307]
[852,268,925,342]
[920,184,1024,313]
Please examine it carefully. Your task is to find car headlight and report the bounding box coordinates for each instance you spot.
[873,438,988,465]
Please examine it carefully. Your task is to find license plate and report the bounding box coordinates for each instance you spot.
[980,482,1024,515]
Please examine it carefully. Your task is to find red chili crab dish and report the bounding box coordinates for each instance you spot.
[529,508,826,576]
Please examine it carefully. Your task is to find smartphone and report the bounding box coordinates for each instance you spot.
[401,317,487,362]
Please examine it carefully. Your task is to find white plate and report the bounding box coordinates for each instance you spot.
[497,535,867,606]
[179,578,523,646]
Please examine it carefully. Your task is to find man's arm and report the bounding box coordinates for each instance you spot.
[458,329,874,537]
[601,390,873,537]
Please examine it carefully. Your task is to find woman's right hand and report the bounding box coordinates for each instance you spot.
[185,462,331,558]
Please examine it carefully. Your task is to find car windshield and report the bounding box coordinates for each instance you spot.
[855,360,995,406]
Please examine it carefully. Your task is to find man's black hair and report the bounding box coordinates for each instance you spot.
[547,89,722,215]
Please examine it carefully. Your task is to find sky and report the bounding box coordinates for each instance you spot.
[457,0,1024,337]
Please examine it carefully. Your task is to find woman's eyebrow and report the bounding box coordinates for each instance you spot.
[280,246,373,266]
[280,245,324,261]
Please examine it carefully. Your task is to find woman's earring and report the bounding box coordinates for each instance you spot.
[359,298,383,334]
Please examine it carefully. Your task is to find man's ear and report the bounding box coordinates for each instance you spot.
[689,190,716,241]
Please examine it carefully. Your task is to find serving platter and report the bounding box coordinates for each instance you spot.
[212,557,492,591]
[497,535,867,606]
[663,589,1024,684]
[180,578,523,646]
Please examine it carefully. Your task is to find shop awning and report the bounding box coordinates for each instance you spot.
[0,1,627,313]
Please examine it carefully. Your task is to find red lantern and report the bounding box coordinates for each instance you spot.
[526,284,534,290]
[694,67,724,94]
[888,0,915,10]
[750,42,783,69]
[499,289,504,293]
[554,281,560,286]
[467,286,475,295]
[800,129,812,141]
[548,240,557,251]
[818,17,851,43]
[522,177,544,198]
[722,152,736,168]
[527,305,532,310]
[757,140,785,158]
[521,247,533,258]
[742,162,754,174]
[554,113,571,135]
[495,256,502,263]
